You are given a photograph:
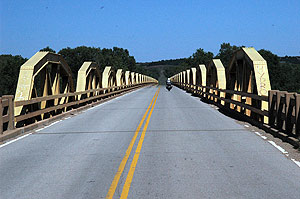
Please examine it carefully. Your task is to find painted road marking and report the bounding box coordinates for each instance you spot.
[106,87,159,199]
[35,120,63,132]
[120,87,160,199]
[37,87,143,132]
[0,86,151,150]
[254,131,267,140]
[254,131,300,168]
[268,141,288,154]
[291,159,300,167]
[0,133,32,149]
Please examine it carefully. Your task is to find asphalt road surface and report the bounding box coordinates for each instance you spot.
[1,85,300,199]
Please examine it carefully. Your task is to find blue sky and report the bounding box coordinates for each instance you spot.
[0,0,299,62]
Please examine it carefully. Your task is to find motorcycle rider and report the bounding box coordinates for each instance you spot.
[166,78,172,91]
[166,79,171,85]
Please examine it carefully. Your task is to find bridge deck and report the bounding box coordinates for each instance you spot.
[1,86,300,199]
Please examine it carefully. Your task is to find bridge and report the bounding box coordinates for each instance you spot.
[1,48,300,198]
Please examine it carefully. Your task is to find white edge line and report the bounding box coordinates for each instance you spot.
[254,132,267,140]
[260,136,267,140]
[35,128,45,132]
[255,132,300,168]
[35,120,62,132]
[0,86,149,149]
[254,132,261,136]
[291,159,300,168]
[0,133,32,148]
[268,141,288,154]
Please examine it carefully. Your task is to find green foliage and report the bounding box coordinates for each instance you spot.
[190,48,214,67]
[147,48,213,81]
[134,65,160,81]
[280,56,300,65]
[163,65,184,79]
[258,49,280,67]
[100,47,136,71]
[215,43,240,68]
[1,44,299,95]
[40,46,56,53]
[275,63,300,92]
[137,59,185,84]
[140,58,186,67]
[58,46,103,84]
[259,49,300,92]
[58,46,136,87]
[0,46,136,95]
[0,55,27,96]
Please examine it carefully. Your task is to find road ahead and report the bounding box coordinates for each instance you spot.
[1,85,300,199]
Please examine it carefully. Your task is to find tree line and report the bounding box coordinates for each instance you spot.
[0,46,138,96]
[0,43,299,96]
[160,43,300,92]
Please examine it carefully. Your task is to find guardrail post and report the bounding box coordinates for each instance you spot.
[276,91,282,129]
[276,91,287,130]
[0,97,3,134]
[284,92,294,135]
[8,96,15,130]
[3,95,15,131]
[295,93,300,138]
[268,90,278,127]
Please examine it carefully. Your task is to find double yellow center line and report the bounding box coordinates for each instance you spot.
[106,87,160,199]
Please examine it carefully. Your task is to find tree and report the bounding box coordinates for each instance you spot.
[58,46,136,87]
[40,46,56,53]
[163,65,183,79]
[134,65,160,80]
[215,43,240,68]
[190,48,214,67]
[0,55,27,96]
[259,49,300,92]
[58,46,104,85]
[258,49,280,67]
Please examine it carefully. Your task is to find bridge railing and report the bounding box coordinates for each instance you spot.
[269,90,300,138]
[0,95,15,134]
[174,82,300,144]
[177,82,268,121]
[0,82,155,141]
[0,51,158,142]
[14,83,148,128]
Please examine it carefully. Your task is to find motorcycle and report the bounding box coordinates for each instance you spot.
[166,84,172,91]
